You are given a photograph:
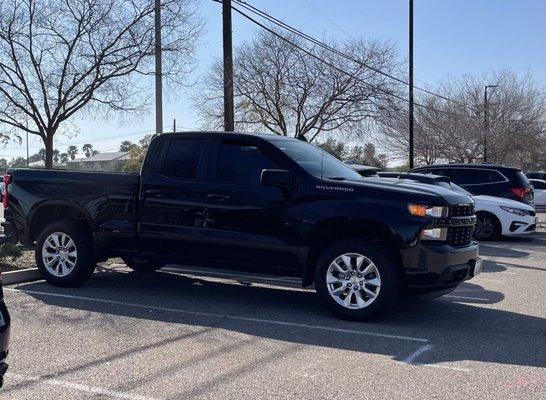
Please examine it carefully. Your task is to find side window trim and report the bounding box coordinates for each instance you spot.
[416,167,509,186]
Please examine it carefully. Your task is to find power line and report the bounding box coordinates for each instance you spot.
[302,0,355,39]
[0,126,170,152]
[228,3,473,119]
[231,0,476,112]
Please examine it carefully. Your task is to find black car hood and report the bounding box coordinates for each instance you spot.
[320,177,473,206]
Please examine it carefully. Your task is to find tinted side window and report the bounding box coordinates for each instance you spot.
[532,180,546,189]
[163,139,207,180]
[444,169,504,185]
[217,143,278,185]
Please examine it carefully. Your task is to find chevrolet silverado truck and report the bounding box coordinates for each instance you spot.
[1,132,481,320]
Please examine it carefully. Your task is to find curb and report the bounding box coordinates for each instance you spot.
[2,268,41,285]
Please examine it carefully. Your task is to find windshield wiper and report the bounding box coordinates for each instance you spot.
[325,177,347,181]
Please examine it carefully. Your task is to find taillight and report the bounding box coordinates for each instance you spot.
[510,187,531,199]
[2,174,11,208]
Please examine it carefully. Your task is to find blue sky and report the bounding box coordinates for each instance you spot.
[2,0,545,160]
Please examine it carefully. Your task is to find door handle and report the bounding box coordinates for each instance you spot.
[145,189,164,198]
[207,193,230,201]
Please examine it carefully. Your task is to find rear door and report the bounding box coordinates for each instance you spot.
[138,137,211,262]
[199,138,303,272]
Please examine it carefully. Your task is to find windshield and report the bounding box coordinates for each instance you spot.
[271,139,362,181]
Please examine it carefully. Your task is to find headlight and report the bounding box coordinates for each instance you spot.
[408,204,446,218]
[499,206,530,216]
[421,228,447,241]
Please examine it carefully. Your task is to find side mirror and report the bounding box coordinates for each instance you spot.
[260,169,295,190]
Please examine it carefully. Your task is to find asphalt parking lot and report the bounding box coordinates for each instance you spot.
[2,233,545,399]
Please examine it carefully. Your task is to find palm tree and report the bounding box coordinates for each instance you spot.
[119,141,136,152]
[82,143,93,158]
[67,145,78,160]
[59,153,69,164]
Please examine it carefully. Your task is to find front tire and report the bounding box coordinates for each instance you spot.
[473,212,501,241]
[36,220,96,287]
[314,238,400,321]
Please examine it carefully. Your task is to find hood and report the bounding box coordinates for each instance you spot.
[474,195,535,210]
[324,177,473,206]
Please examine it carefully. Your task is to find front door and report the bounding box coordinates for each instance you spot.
[200,139,303,273]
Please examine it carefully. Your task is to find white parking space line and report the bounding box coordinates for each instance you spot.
[5,287,429,343]
[7,372,161,400]
[402,344,434,364]
[401,345,472,372]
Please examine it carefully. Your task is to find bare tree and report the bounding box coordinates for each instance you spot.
[195,29,402,142]
[0,0,202,168]
[380,70,546,170]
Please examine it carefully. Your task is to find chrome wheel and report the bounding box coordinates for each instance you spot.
[42,232,77,277]
[326,253,381,310]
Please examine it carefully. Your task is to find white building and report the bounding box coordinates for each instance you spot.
[67,152,130,171]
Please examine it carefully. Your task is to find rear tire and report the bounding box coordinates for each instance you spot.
[121,256,164,273]
[473,212,501,241]
[35,220,96,287]
[314,238,400,321]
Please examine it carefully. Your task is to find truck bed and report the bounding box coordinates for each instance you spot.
[4,168,139,246]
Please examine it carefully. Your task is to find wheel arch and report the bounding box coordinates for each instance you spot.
[302,217,403,287]
[28,201,93,244]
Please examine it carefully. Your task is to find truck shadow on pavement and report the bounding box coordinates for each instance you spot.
[478,244,529,258]
[15,267,545,371]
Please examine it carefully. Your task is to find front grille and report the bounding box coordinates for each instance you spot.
[449,204,474,217]
[447,226,474,247]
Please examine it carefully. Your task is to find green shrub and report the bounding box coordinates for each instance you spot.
[0,242,23,262]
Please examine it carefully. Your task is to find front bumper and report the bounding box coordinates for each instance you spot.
[504,216,537,235]
[400,241,480,293]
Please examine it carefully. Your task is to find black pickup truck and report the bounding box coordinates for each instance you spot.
[1,132,481,320]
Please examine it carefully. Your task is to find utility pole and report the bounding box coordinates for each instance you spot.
[408,0,414,169]
[173,118,176,133]
[155,0,163,135]
[26,131,29,167]
[483,84,498,163]
[222,0,235,131]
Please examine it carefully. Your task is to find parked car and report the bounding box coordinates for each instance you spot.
[410,163,534,205]
[0,271,10,388]
[529,179,546,210]
[370,172,537,240]
[526,172,546,180]
[1,132,481,320]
